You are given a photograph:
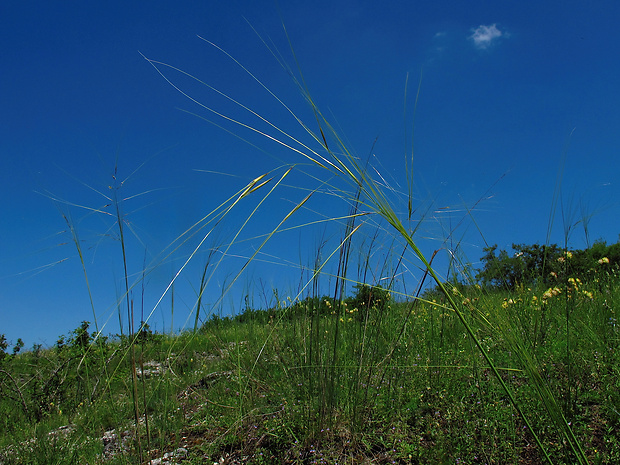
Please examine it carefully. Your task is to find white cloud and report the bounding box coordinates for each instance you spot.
[470,24,502,49]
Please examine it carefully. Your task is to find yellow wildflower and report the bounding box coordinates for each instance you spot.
[542,287,561,300]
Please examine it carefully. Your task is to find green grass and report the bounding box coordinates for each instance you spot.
[3,25,620,465]
[1,274,620,463]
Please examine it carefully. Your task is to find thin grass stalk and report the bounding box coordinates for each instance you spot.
[139,260,151,451]
[193,246,219,332]
[356,244,401,409]
[251,223,363,421]
[353,234,392,414]
[563,250,573,420]
[56,207,123,426]
[326,187,362,425]
[127,300,142,461]
[112,181,143,461]
[403,71,423,221]
[536,126,589,463]
[58,213,100,338]
[170,280,174,336]
[113,192,132,343]
[194,262,209,333]
[308,238,325,429]
[373,249,434,384]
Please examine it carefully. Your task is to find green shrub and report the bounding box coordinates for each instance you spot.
[347,283,391,314]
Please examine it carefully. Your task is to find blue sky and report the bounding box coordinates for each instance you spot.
[2,1,619,348]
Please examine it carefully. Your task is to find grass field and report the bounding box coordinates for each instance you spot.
[1,266,619,463]
[2,30,620,465]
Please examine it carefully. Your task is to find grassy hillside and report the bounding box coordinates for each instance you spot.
[1,269,619,464]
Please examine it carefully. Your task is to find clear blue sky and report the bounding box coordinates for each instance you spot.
[2,1,619,348]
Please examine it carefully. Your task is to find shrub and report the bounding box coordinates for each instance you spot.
[347,284,391,316]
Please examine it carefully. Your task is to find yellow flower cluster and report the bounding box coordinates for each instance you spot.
[567,277,594,299]
[541,278,593,302]
[461,297,479,307]
[337,302,358,323]
[542,287,562,301]
[501,297,523,309]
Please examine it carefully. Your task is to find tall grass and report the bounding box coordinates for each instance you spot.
[4,20,617,464]
[138,24,594,464]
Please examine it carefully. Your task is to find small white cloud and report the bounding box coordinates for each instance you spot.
[470,24,502,49]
